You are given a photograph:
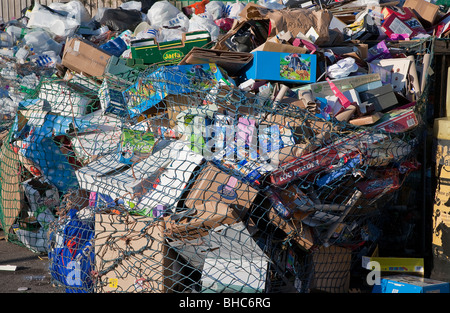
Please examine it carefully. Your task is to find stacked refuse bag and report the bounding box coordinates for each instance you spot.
[0,0,447,293]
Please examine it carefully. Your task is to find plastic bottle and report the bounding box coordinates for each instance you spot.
[28,50,61,68]
[15,46,32,63]
[0,31,13,48]
[23,30,62,55]
[5,25,28,42]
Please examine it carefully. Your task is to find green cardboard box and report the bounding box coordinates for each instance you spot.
[130,31,211,65]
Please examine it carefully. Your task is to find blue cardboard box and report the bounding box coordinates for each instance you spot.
[242,51,317,84]
[377,275,450,293]
[122,63,235,118]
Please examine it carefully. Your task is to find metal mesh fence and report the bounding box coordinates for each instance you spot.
[0,36,434,293]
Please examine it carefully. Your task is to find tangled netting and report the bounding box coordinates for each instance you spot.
[0,38,434,293]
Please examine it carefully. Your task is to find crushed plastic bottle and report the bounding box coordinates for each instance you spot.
[0,31,13,48]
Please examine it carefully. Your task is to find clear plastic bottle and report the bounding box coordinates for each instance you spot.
[0,31,13,48]
[5,25,28,42]
[23,30,62,55]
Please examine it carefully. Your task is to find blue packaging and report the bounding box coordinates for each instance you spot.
[378,275,450,293]
[99,37,127,57]
[242,51,317,84]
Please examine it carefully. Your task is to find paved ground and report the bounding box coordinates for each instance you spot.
[0,230,64,293]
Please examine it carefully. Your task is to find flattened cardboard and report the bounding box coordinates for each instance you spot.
[184,164,258,212]
[179,47,253,76]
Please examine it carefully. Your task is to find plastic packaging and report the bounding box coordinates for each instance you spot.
[0,32,13,48]
[99,37,128,57]
[205,1,225,20]
[147,1,181,28]
[327,57,359,79]
[26,3,80,38]
[120,1,143,11]
[48,0,92,24]
[162,13,190,32]
[100,8,144,32]
[28,51,61,68]
[5,26,28,42]
[224,1,245,19]
[23,30,62,55]
[188,13,220,41]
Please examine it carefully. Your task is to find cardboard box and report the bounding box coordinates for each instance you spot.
[76,140,204,213]
[38,80,94,117]
[167,221,268,290]
[117,128,156,164]
[370,58,411,93]
[201,257,267,293]
[62,37,112,78]
[373,108,419,133]
[242,51,317,84]
[95,212,178,292]
[123,63,234,118]
[381,7,427,39]
[266,206,314,251]
[295,73,382,99]
[358,84,398,113]
[184,164,258,212]
[309,245,352,293]
[130,31,211,65]
[70,130,122,165]
[21,177,59,214]
[378,275,450,293]
[362,247,425,275]
[404,0,440,27]
[98,79,129,118]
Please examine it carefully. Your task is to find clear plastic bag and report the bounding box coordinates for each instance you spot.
[26,3,80,38]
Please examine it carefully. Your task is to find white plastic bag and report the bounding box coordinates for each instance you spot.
[48,0,92,24]
[120,1,143,11]
[162,13,190,32]
[327,57,359,79]
[158,28,184,43]
[188,13,220,41]
[224,1,245,19]
[205,1,225,20]
[147,1,181,28]
[27,3,80,38]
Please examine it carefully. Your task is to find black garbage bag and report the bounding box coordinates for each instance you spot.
[100,8,144,32]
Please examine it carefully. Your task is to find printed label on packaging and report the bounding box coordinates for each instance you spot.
[280,53,314,82]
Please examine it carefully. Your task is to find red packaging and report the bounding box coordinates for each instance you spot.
[373,108,419,133]
[356,169,401,199]
[270,131,369,186]
[381,7,427,39]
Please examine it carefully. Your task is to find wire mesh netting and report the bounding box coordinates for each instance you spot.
[0,35,434,293]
